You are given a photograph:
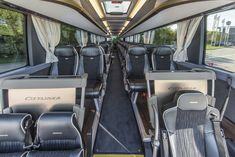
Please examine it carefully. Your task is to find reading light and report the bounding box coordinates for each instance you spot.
[129,0,147,18]
[89,0,105,18]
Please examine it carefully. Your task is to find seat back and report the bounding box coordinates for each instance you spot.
[126,46,150,79]
[35,112,83,151]
[0,114,32,153]
[78,46,104,80]
[51,46,79,75]
[163,93,221,157]
[151,46,174,70]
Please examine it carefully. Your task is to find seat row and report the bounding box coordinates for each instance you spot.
[51,43,111,110]
[0,112,83,157]
[117,41,175,93]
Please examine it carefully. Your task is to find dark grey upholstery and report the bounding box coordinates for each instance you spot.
[151,46,175,70]
[163,93,222,157]
[28,112,83,157]
[0,114,32,156]
[126,46,150,92]
[78,46,104,98]
[51,46,79,75]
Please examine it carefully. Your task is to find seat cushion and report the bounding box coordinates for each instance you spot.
[27,149,83,157]
[127,78,147,92]
[1,152,27,157]
[77,80,103,98]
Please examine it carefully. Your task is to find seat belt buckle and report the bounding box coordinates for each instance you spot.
[220,128,225,138]
[153,139,160,148]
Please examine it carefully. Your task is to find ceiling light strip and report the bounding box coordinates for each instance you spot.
[129,0,147,18]
[89,0,105,18]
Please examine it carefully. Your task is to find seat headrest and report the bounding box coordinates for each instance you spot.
[55,46,77,57]
[177,93,208,111]
[153,46,174,56]
[0,114,32,153]
[128,46,147,56]
[81,46,101,57]
[36,112,82,150]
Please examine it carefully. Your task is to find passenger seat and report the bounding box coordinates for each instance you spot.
[27,112,84,157]
[78,46,104,99]
[151,46,175,70]
[126,46,150,92]
[51,45,79,75]
[0,113,32,157]
[163,93,229,157]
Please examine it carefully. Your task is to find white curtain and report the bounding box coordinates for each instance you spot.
[136,34,140,43]
[32,15,61,63]
[75,30,82,46]
[81,30,88,46]
[150,31,155,44]
[173,16,203,62]
[143,31,151,44]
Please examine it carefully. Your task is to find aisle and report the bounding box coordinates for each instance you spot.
[93,50,143,155]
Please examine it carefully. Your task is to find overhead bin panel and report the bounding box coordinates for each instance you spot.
[3,0,107,36]
[124,0,234,37]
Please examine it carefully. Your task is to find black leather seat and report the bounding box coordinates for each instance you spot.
[27,112,84,157]
[51,46,79,75]
[151,46,175,70]
[126,46,150,92]
[78,46,104,98]
[0,114,32,157]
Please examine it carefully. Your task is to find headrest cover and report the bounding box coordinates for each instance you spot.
[177,93,208,111]
[55,46,77,57]
[37,112,82,150]
[0,114,32,153]
[128,46,147,56]
[81,46,101,57]
[153,46,173,56]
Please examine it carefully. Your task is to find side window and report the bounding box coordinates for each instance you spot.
[205,9,235,72]
[152,24,177,46]
[59,24,77,46]
[0,7,27,73]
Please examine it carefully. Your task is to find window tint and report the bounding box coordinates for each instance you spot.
[0,8,27,73]
[59,24,77,46]
[205,9,235,72]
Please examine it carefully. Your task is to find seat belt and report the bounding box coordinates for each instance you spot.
[220,77,232,121]
[212,120,227,157]
[161,130,169,157]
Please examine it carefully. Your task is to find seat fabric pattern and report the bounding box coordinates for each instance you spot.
[27,149,83,157]
[175,109,207,157]
[0,114,32,154]
[35,112,83,151]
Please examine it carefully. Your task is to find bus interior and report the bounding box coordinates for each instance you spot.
[0,0,235,157]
